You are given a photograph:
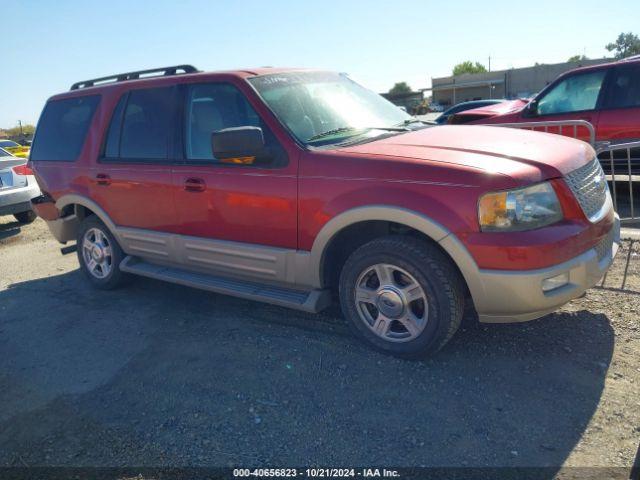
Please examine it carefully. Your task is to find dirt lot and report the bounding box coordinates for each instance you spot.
[0,217,639,475]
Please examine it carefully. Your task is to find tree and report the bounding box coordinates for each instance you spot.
[452,61,487,76]
[388,82,412,96]
[2,124,35,137]
[567,54,588,62]
[606,32,640,59]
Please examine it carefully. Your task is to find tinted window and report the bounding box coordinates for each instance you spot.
[103,94,128,158]
[537,70,606,115]
[605,65,640,109]
[30,96,100,161]
[0,140,19,148]
[185,83,273,163]
[120,87,173,159]
[0,148,10,157]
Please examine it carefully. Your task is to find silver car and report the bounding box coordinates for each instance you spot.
[0,147,40,224]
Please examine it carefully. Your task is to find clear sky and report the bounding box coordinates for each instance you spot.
[2,0,638,127]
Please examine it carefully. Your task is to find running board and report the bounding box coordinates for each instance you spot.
[120,256,332,313]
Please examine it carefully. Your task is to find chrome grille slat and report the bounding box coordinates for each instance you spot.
[565,159,608,221]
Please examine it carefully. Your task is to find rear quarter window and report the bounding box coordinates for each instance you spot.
[31,95,100,161]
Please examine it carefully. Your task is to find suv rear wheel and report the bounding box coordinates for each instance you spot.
[77,216,129,289]
[14,210,37,224]
[339,235,464,358]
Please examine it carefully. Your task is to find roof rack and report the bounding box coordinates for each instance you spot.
[70,64,199,90]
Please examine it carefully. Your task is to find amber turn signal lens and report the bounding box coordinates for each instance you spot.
[478,192,508,227]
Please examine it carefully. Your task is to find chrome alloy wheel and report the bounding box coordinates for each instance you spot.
[82,227,113,279]
[354,263,429,342]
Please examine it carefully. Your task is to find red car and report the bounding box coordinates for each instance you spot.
[30,65,619,357]
[449,57,640,173]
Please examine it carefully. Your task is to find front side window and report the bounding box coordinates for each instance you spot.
[103,94,128,159]
[249,72,413,146]
[119,87,174,159]
[184,83,285,167]
[0,148,11,157]
[537,70,606,115]
[185,83,262,160]
[604,65,640,109]
[30,95,100,161]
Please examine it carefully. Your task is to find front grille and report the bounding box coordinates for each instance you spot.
[595,228,614,261]
[564,159,608,221]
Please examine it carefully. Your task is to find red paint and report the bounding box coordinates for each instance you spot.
[31,68,613,274]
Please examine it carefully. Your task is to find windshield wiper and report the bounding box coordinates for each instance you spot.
[307,126,360,142]
[397,118,430,126]
[307,126,409,142]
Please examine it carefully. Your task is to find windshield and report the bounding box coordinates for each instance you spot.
[249,71,413,146]
[0,140,19,148]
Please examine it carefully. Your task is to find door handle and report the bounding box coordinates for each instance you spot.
[184,177,206,192]
[95,173,111,186]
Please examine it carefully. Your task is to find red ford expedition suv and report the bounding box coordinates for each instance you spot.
[30,65,620,357]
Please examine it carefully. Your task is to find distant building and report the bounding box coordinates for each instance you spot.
[426,58,611,107]
[381,91,424,112]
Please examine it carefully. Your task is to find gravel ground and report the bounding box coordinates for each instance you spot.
[0,217,638,475]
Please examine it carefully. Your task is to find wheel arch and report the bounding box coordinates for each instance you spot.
[308,206,451,287]
[307,205,482,312]
[48,194,118,243]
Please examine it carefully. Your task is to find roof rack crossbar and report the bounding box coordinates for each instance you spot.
[70,64,199,90]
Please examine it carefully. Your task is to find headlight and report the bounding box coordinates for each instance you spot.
[478,182,563,232]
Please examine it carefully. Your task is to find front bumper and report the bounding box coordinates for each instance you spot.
[461,215,620,323]
[440,212,620,323]
[0,181,40,216]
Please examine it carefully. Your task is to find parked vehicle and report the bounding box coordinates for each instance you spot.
[448,57,640,174]
[30,65,619,357]
[0,148,40,223]
[429,102,444,112]
[0,139,30,159]
[435,99,505,124]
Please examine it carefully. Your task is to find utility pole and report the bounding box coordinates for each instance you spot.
[488,56,491,72]
[18,120,23,136]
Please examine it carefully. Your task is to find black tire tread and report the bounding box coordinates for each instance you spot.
[339,235,464,357]
[76,216,130,290]
[14,210,37,224]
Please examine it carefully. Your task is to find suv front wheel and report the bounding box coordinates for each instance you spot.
[339,236,464,358]
[77,216,129,289]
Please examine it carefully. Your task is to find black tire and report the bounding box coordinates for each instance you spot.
[339,235,464,358]
[14,210,37,224]
[76,216,130,290]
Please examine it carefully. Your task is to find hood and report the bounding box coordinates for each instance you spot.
[339,125,594,181]
[458,98,529,118]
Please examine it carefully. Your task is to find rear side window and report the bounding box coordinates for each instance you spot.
[604,65,640,109]
[31,95,100,161]
[119,87,174,160]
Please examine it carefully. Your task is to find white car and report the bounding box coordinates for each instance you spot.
[0,147,40,224]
